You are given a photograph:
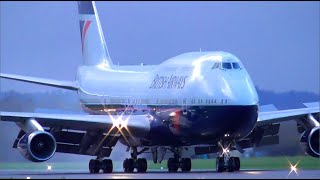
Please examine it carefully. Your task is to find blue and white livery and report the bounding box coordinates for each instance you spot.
[0,1,319,173]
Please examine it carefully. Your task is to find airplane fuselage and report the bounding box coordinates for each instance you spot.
[77,51,259,146]
[1,2,318,174]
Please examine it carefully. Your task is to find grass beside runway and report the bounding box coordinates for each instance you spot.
[0,156,319,170]
[149,156,320,170]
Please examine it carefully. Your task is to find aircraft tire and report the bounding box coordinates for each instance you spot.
[234,157,240,171]
[168,158,178,172]
[181,158,191,172]
[227,157,235,172]
[90,159,101,173]
[102,159,113,173]
[216,157,224,172]
[137,158,147,173]
[127,158,135,173]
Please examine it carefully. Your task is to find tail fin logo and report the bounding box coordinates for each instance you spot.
[80,20,92,53]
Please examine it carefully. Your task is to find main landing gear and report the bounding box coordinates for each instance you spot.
[167,147,192,172]
[123,147,148,173]
[89,158,113,173]
[216,143,240,172]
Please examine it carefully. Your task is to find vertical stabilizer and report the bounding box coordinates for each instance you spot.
[78,1,113,67]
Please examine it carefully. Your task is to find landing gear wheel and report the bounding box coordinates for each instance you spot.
[216,157,224,172]
[89,159,101,173]
[181,158,191,172]
[227,157,235,172]
[123,158,135,173]
[89,159,94,173]
[127,158,135,173]
[167,158,178,172]
[234,157,240,171]
[137,158,147,173]
[123,158,128,172]
[101,159,113,173]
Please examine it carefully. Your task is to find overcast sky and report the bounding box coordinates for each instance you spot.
[0,1,319,94]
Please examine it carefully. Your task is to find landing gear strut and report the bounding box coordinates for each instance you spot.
[89,158,113,173]
[216,143,240,172]
[167,147,192,172]
[123,147,148,173]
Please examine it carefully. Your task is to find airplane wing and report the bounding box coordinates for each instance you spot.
[0,111,151,156]
[256,106,319,127]
[0,111,150,135]
[0,73,78,90]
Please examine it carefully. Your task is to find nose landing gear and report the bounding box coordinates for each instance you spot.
[216,143,240,172]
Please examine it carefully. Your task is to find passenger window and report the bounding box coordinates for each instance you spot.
[222,63,232,69]
[232,62,241,69]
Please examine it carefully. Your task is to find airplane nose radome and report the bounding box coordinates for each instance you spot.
[228,75,259,106]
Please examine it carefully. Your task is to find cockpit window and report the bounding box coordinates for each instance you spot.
[222,63,232,69]
[212,62,241,70]
[232,62,241,69]
[212,63,221,69]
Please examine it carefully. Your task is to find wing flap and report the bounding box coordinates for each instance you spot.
[0,73,78,90]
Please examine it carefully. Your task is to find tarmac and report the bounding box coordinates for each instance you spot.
[0,169,319,179]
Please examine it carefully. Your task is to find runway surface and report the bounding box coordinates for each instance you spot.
[0,169,319,179]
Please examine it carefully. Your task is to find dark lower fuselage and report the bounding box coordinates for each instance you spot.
[83,104,258,146]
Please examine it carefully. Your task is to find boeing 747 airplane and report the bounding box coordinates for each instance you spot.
[0,1,319,173]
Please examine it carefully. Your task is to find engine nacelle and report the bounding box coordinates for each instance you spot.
[18,130,57,162]
[300,127,319,158]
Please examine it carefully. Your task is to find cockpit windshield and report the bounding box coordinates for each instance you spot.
[232,62,241,69]
[212,62,241,70]
[222,63,232,69]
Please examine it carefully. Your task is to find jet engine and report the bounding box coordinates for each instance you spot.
[300,127,319,158]
[17,130,57,162]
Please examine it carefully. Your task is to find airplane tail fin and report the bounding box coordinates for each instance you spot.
[78,1,113,67]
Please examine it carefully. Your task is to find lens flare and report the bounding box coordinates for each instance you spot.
[287,160,300,177]
[218,142,231,156]
[121,119,128,128]
[93,106,134,154]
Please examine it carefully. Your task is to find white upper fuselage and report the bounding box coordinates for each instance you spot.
[77,51,259,111]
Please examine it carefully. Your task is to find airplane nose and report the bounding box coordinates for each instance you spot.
[221,73,259,106]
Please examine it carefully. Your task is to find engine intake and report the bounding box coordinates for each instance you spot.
[18,130,57,162]
[300,127,319,158]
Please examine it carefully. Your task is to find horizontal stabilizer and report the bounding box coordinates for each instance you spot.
[0,73,78,91]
